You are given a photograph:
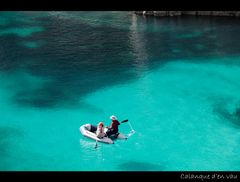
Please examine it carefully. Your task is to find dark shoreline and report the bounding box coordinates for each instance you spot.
[135,11,240,17]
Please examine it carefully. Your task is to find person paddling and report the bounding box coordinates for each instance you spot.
[106,115,120,137]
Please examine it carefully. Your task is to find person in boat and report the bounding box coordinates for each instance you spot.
[106,115,120,137]
[96,122,106,139]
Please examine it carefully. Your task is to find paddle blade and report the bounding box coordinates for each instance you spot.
[121,119,128,123]
[95,140,98,149]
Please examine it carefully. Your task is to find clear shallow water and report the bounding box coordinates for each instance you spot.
[1,11,240,171]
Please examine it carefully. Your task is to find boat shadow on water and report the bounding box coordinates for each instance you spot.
[117,161,165,171]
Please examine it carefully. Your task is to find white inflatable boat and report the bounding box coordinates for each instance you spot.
[79,123,127,144]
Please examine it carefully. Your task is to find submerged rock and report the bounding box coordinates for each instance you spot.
[234,108,240,117]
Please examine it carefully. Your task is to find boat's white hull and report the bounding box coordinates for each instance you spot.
[80,124,127,144]
[80,125,113,144]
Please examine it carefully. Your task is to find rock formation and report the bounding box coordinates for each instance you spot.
[135,11,240,17]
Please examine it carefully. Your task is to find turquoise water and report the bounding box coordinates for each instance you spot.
[1,11,240,171]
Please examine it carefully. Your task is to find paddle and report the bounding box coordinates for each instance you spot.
[121,119,134,131]
[121,119,128,123]
[120,119,135,137]
[121,119,135,137]
[95,140,98,149]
